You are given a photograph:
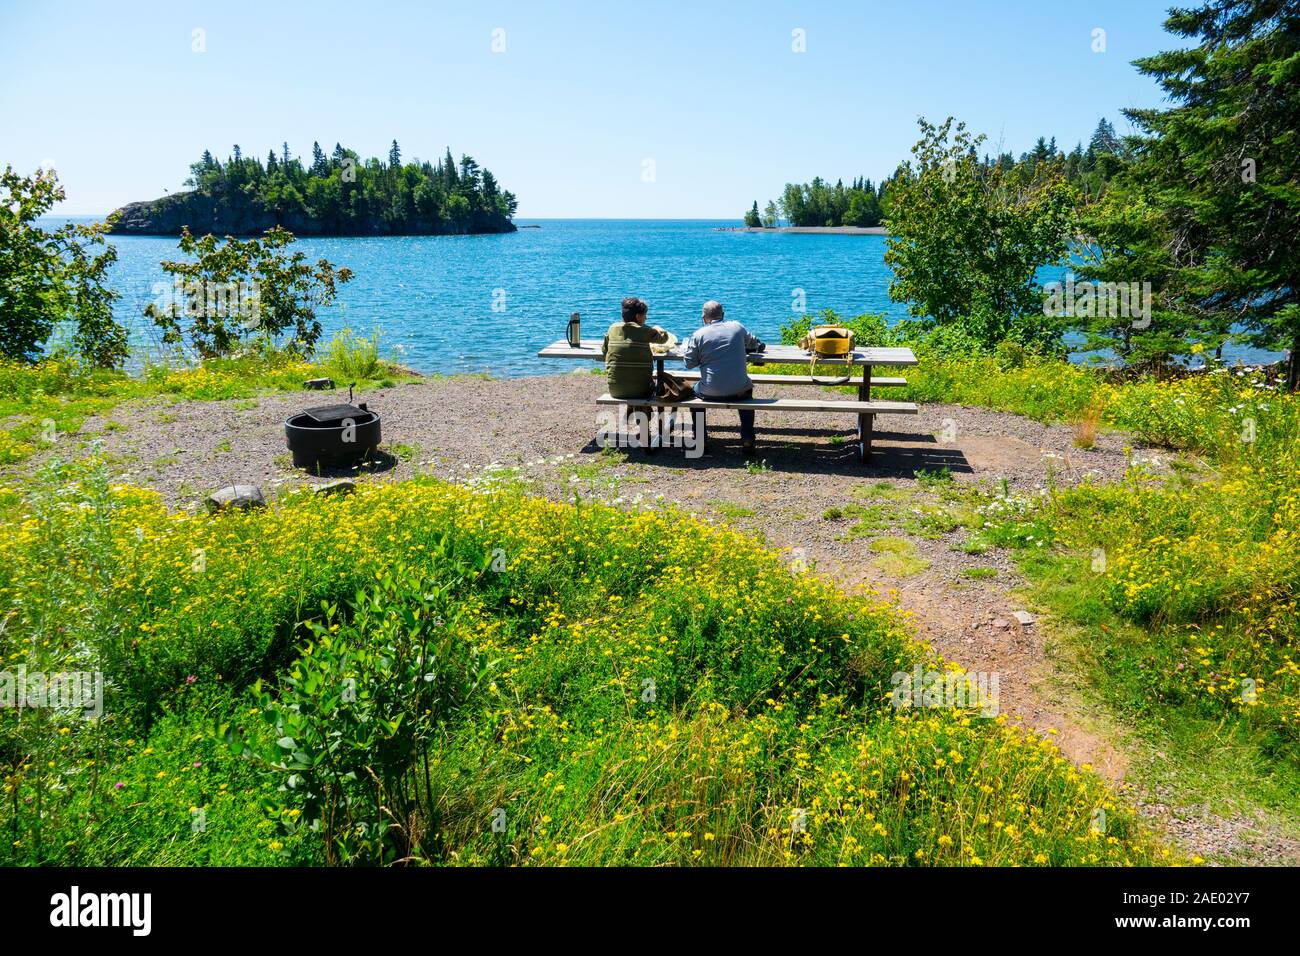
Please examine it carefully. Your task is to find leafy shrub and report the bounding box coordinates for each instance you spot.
[320,327,386,382]
[0,465,1169,866]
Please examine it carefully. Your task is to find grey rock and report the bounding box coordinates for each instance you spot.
[1012,610,1036,626]
[304,377,335,390]
[991,618,1011,630]
[205,484,266,514]
[311,479,356,497]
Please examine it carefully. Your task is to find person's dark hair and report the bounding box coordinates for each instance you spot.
[621,297,648,322]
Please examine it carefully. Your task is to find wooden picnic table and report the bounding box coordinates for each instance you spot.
[538,340,925,463]
[537,339,917,401]
[537,338,919,461]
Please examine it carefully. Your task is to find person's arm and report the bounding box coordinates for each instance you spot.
[743,326,766,353]
[683,331,701,369]
[601,331,610,357]
[646,325,670,344]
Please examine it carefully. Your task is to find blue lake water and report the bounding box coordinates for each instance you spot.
[45,217,1279,375]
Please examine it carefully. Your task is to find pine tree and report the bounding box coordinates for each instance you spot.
[389,140,401,168]
[1087,118,1120,158]
[1114,0,1300,386]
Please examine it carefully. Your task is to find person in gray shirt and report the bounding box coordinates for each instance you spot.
[683,300,765,454]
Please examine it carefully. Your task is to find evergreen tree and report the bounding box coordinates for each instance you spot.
[443,148,458,188]
[1093,0,1300,386]
[1087,118,1121,158]
[166,140,516,235]
[743,201,761,227]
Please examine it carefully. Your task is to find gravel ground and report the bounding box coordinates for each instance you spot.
[42,368,1156,502]
[16,369,1296,864]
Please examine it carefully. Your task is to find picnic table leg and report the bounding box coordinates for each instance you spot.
[857,363,873,462]
[652,358,666,454]
[692,408,707,455]
[639,405,656,455]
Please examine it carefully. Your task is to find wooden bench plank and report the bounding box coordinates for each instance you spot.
[673,371,907,387]
[596,394,918,414]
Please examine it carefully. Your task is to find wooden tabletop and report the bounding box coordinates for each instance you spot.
[537,340,918,367]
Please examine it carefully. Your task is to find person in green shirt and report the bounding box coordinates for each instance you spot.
[601,297,670,399]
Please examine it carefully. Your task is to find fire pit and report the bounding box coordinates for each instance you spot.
[285,390,382,469]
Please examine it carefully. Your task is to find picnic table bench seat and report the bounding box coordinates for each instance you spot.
[596,392,918,462]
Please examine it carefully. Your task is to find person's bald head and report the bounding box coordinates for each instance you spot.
[701,301,724,323]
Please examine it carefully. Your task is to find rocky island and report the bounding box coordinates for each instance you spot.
[109,140,517,237]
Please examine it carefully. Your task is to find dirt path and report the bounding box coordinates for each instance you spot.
[18,371,1295,862]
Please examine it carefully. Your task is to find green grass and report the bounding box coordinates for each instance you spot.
[867,536,931,577]
[318,327,386,382]
[852,481,913,503]
[842,503,892,541]
[707,500,756,521]
[0,461,1169,867]
[1008,547,1300,859]
[900,502,980,538]
[962,567,998,580]
[914,466,954,489]
[390,441,421,462]
[932,359,1300,860]
[11,340,1292,866]
[0,343,415,468]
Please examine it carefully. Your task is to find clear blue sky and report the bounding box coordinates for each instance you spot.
[0,0,1182,217]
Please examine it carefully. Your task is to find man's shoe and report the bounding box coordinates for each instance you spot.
[741,441,756,457]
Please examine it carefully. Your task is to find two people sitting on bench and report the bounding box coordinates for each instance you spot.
[601,296,670,400]
[683,300,766,456]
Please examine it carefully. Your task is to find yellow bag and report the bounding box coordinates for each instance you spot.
[799,325,856,357]
[799,326,856,384]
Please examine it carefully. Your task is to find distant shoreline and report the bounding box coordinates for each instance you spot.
[717,225,888,235]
